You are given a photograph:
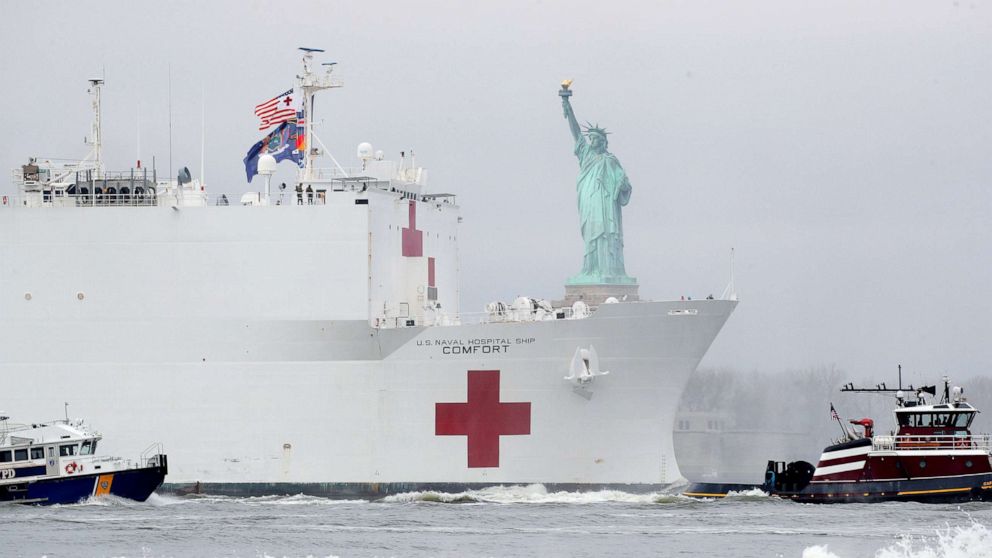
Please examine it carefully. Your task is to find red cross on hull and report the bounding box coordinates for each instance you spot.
[435,370,531,468]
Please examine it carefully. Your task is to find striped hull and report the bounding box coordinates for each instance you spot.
[0,461,168,505]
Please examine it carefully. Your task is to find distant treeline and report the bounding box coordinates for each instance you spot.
[680,366,992,452]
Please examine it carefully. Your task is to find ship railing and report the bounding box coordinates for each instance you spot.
[68,192,160,207]
[140,442,165,467]
[455,306,590,325]
[375,306,591,329]
[872,434,992,452]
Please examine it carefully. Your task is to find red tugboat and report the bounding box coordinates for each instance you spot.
[685,374,992,503]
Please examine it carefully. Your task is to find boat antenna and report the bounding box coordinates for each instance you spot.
[898,364,902,391]
[200,87,205,187]
[168,63,173,188]
[720,248,737,301]
[64,401,69,422]
[136,100,141,168]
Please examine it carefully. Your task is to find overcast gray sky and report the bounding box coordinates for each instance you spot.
[2,1,989,382]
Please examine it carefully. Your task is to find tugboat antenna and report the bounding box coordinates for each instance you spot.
[841,364,915,394]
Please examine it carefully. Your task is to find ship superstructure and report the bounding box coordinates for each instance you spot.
[0,51,736,497]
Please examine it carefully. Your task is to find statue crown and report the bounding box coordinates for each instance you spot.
[582,122,611,137]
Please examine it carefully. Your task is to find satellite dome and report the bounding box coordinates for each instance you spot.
[374,150,384,161]
[357,142,374,161]
[258,154,278,175]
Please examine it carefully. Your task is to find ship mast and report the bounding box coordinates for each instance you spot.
[296,47,343,183]
[86,79,105,177]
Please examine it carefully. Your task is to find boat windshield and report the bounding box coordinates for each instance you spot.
[897,412,973,428]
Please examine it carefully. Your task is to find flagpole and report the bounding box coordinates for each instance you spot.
[831,403,848,440]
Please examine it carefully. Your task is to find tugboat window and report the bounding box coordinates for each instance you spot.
[919,460,927,469]
[59,444,77,457]
[80,441,92,455]
[955,414,973,427]
[30,447,44,459]
[14,449,28,461]
[0,451,11,462]
[966,460,973,468]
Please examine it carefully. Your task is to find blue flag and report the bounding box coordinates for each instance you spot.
[243,122,303,182]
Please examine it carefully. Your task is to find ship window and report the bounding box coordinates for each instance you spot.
[48,447,55,458]
[59,444,77,457]
[80,441,93,455]
[919,460,926,469]
[0,451,11,462]
[30,447,44,460]
[14,449,28,461]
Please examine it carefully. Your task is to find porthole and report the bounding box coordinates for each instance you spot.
[919,460,927,469]
[24,293,31,301]
[76,292,85,301]
[966,460,973,468]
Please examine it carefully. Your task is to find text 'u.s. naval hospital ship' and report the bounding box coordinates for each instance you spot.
[0,49,736,498]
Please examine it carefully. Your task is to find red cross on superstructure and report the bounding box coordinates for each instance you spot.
[435,370,531,468]
[283,96,293,106]
[401,200,423,257]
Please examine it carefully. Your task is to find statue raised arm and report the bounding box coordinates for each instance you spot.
[560,80,582,143]
[557,80,636,287]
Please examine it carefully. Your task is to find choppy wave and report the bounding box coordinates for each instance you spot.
[725,488,770,498]
[382,483,673,504]
[178,493,369,506]
[802,523,992,558]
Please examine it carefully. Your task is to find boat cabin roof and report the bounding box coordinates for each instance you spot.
[895,402,976,413]
[0,420,99,448]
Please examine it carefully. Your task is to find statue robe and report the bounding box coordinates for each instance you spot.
[572,136,632,282]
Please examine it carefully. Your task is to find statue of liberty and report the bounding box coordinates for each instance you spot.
[560,80,636,286]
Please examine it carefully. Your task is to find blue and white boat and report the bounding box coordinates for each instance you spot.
[0,413,167,504]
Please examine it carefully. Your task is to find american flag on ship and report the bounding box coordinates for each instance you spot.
[254,88,296,131]
[830,403,839,420]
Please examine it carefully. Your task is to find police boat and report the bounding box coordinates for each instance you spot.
[0,413,167,504]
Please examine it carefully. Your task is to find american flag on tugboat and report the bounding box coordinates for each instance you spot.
[830,403,840,421]
[254,88,296,130]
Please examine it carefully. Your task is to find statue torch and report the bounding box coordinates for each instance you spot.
[560,79,573,117]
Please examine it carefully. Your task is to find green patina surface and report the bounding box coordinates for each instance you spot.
[560,85,637,286]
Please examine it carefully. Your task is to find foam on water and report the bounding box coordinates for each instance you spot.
[382,483,666,504]
[802,545,841,558]
[801,523,992,558]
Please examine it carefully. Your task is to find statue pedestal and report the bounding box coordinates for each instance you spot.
[557,283,640,307]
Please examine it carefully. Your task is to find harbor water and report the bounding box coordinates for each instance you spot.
[2,485,991,558]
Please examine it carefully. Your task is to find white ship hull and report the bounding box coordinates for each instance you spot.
[0,267,734,494]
